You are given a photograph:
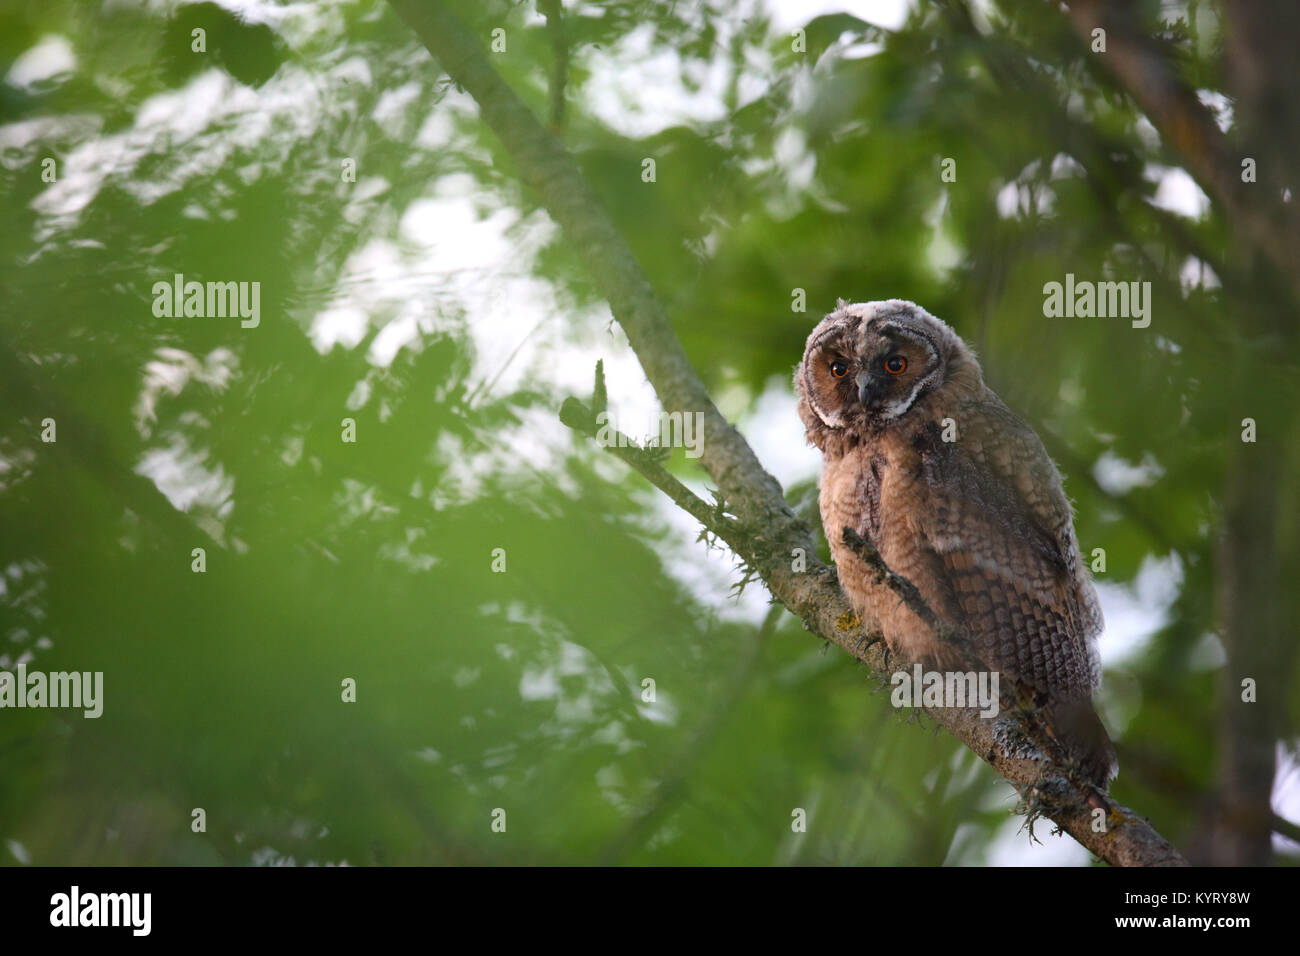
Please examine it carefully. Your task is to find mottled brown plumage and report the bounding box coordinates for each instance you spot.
[795,299,1115,787]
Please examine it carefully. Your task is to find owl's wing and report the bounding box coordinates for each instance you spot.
[914,397,1102,698]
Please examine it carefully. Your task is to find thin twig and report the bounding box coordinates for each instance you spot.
[559,394,735,543]
[1272,813,1300,847]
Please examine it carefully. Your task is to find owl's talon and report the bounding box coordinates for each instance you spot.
[853,632,882,656]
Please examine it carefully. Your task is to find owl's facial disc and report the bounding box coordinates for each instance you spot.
[798,301,967,442]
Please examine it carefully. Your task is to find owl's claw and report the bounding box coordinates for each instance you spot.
[851,631,892,668]
[853,632,882,657]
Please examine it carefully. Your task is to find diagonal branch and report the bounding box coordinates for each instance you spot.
[389,0,1186,866]
[1061,0,1300,307]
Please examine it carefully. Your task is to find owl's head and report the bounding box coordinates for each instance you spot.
[795,299,981,448]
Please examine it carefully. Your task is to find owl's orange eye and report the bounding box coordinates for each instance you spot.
[884,355,907,375]
[829,359,849,378]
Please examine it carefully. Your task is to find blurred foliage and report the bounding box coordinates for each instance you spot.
[0,0,1297,865]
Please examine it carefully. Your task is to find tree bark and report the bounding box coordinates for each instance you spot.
[1196,446,1283,865]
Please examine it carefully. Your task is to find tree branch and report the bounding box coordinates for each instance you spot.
[389,0,1187,866]
[1061,0,1300,307]
[559,391,734,543]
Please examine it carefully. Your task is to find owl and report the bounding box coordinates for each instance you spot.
[795,299,1115,789]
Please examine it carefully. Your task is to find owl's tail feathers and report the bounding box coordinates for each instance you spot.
[1044,696,1117,792]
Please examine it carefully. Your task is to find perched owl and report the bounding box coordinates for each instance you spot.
[795,299,1115,789]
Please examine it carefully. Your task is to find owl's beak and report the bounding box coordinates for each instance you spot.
[855,371,875,407]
